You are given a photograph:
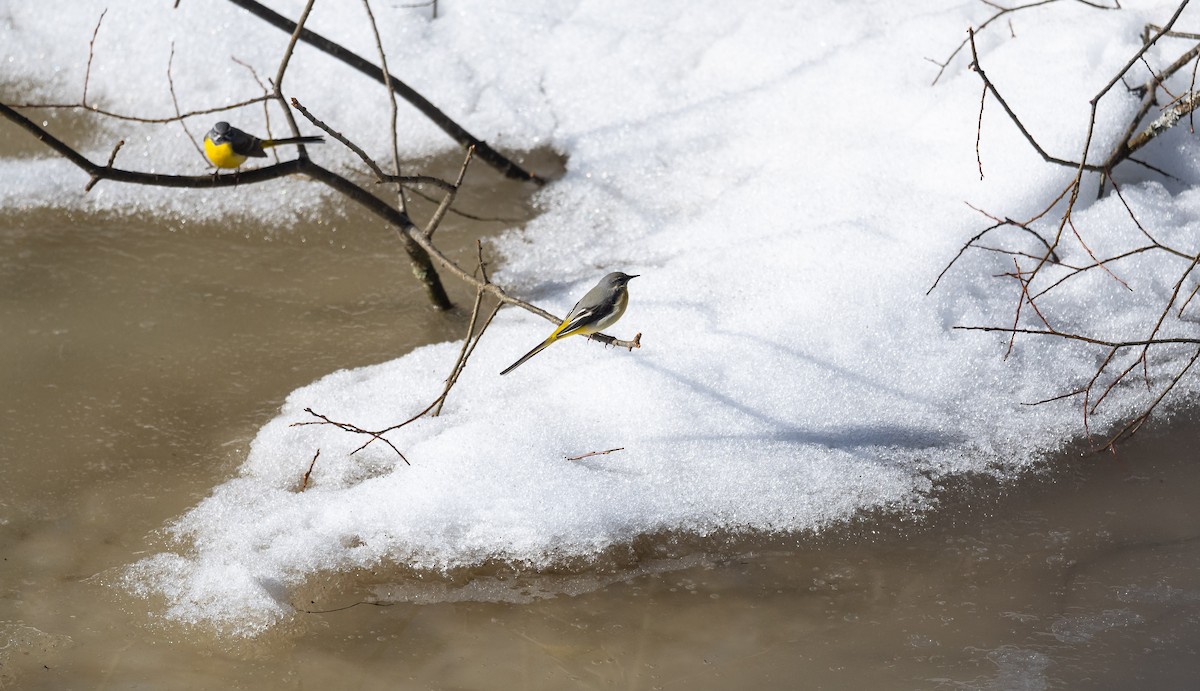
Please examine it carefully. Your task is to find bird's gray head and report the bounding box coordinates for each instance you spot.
[207,121,232,142]
[603,271,639,286]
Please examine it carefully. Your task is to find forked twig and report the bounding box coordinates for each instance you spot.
[291,408,411,464]
[84,139,125,192]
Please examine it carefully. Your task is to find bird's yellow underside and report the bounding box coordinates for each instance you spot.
[203,139,248,169]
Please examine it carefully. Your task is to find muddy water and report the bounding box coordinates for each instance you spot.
[2,156,1199,689]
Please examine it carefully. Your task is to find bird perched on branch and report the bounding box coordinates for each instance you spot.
[501,272,639,375]
[203,121,324,170]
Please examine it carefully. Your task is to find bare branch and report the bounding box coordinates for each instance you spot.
[84,138,125,193]
[424,146,475,239]
[949,1,1199,452]
[953,325,1200,348]
[1102,345,1200,449]
[300,449,320,491]
[82,9,108,106]
[272,0,314,97]
[975,82,986,179]
[3,0,645,473]
[168,43,207,164]
[291,408,410,464]
[566,447,625,461]
[10,97,274,125]
[928,0,1061,86]
[225,0,543,183]
[231,56,277,162]
[432,248,500,417]
[1067,216,1132,291]
[270,0,317,153]
[1127,90,1200,153]
[361,0,408,214]
[291,97,389,180]
[967,28,1105,172]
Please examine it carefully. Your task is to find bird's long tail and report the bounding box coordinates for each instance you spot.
[500,336,557,375]
[262,135,325,149]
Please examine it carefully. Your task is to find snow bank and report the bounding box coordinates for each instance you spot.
[5,0,1200,634]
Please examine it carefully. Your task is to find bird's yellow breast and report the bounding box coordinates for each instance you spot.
[204,138,248,169]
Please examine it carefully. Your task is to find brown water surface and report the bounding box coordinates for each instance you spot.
[1,149,1199,690]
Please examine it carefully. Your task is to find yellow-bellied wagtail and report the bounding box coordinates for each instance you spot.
[501,272,638,375]
[203,121,324,169]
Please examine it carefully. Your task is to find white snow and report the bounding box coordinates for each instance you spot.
[4,0,1200,635]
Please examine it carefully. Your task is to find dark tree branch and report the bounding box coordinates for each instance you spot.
[0,99,644,349]
[225,0,544,184]
[0,100,453,309]
[3,0,644,474]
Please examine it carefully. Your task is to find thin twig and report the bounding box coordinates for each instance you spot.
[231,56,277,163]
[361,0,407,214]
[1178,282,1200,317]
[928,0,1062,86]
[82,9,108,106]
[967,28,1105,172]
[84,139,125,192]
[1102,345,1200,449]
[425,146,475,239]
[267,0,316,164]
[1133,248,1200,369]
[1089,349,1142,415]
[10,97,274,124]
[272,0,314,99]
[566,447,624,461]
[1030,244,1159,300]
[976,82,986,179]
[225,0,541,183]
[168,43,206,163]
[928,194,1065,295]
[433,242,492,416]
[1005,257,1027,358]
[1021,386,1087,406]
[300,449,321,490]
[302,600,395,614]
[1067,216,1132,290]
[291,408,410,464]
[953,325,1200,348]
[291,97,388,180]
[288,99,391,182]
